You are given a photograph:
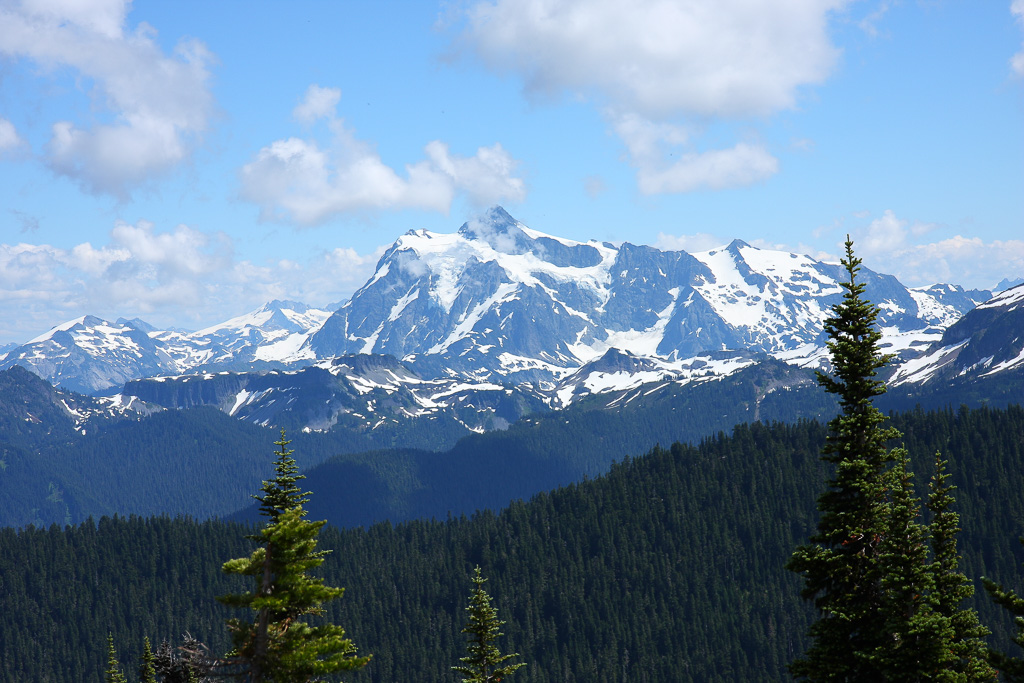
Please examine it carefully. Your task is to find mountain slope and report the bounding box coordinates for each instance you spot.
[307,207,988,387]
[891,283,1024,386]
[5,406,1024,682]
[0,208,995,408]
[1,300,333,394]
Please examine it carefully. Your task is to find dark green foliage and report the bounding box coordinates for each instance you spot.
[785,239,994,681]
[0,358,841,530]
[218,432,369,681]
[106,633,128,683]
[787,239,904,680]
[139,637,157,683]
[873,450,951,679]
[289,358,839,529]
[928,454,996,681]
[453,566,525,683]
[984,548,1024,681]
[2,406,1024,682]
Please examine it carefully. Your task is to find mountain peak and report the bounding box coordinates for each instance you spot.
[262,299,310,313]
[457,206,529,253]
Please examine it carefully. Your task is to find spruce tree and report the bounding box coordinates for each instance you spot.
[105,633,128,683]
[218,430,370,682]
[139,636,157,683]
[453,566,525,683]
[872,449,951,679]
[928,453,996,681]
[787,237,901,680]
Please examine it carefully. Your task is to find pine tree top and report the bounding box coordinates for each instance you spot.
[254,429,311,521]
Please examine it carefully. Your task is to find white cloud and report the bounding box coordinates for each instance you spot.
[858,1,893,38]
[613,113,778,193]
[293,84,342,124]
[0,0,215,197]
[636,143,778,194]
[0,222,387,344]
[850,210,1024,290]
[654,232,725,253]
[454,0,837,194]
[0,118,25,153]
[241,87,526,224]
[1012,0,1024,77]
[456,0,844,118]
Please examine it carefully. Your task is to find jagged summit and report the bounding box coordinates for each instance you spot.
[304,208,989,385]
[1,208,997,402]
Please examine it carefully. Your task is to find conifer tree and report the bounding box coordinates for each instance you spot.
[106,633,128,683]
[928,453,996,681]
[139,636,157,683]
[219,430,370,682]
[983,549,1024,681]
[787,237,902,680]
[873,449,951,679]
[453,566,525,683]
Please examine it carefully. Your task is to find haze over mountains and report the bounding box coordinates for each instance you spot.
[1,207,1018,435]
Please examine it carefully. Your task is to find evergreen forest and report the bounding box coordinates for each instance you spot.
[3,405,1024,682]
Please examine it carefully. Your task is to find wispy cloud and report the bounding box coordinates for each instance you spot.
[239,84,527,225]
[654,232,727,253]
[0,0,215,198]
[0,118,26,155]
[1012,0,1024,77]
[0,222,386,344]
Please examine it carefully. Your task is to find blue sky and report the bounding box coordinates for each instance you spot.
[0,0,1022,345]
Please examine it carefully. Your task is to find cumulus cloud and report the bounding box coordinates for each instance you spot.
[850,210,1024,290]
[613,113,778,193]
[455,0,843,118]
[453,0,840,194]
[240,86,526,224]
[0,0,215,197]
[0,222,386,344]
[1013,0,1024,77]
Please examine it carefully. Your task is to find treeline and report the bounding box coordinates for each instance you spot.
[3,405,1024,682]
[243,358,840,528]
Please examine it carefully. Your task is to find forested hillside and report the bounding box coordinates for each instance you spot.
[3,405,1024,682]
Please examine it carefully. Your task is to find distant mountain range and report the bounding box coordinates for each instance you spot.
[1,207,1016,433]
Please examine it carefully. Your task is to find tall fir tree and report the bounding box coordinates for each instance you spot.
[786,237,902,680]
[927,453,996,681]
[218,430,370,682]
[453,566,525,683]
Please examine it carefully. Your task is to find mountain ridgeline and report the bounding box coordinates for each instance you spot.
[3,405,1024,682]
[0,208,998,411]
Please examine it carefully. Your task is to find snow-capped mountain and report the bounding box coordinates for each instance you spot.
[123,354,546,434]
[891,284,1024,386]
[306,207,988,386]
[0,208,998,413]
[154,300,331,370]
[0,316,181,395]
[0,300,332,394]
